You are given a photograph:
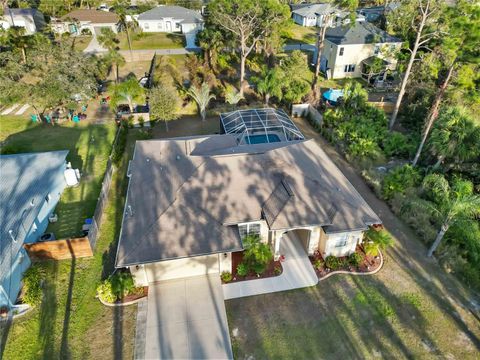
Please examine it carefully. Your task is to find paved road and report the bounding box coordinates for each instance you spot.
[145,275,233,359]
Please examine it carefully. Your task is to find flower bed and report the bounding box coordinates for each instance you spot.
[309,246,381,279]
[221,251,283,284]
[98,286,148,307]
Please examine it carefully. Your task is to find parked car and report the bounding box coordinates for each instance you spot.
[38,233,56,242]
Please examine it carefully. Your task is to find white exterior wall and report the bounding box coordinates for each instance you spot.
[292,13,306,26]
[322,40,402,79]
[0,16,36,34]
[131,254,220,285]
[139,18,181,33]
[323,231,364,257]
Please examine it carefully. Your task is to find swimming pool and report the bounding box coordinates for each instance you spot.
[246,134,281,144]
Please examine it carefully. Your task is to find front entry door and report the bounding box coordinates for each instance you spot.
[166,21,172,31]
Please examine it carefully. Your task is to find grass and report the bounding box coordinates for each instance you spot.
[0,116,117,238]
[71,36,92,52]
[227,117,480,359]
[118,32,185,50]
[282,24,317,45]
[2,129,151,359]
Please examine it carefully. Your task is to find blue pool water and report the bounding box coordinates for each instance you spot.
[246,134,281,144]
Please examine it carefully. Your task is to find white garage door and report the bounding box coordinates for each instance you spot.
[145,254,219,283]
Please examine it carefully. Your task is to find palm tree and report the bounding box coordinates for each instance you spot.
[253,67,284,106]
[428,107,480,169]
[421,174,480,257]
[224,87,243,110]
[6,26,30,63]
[106,50,125,83]
[187,82,215,121]
[115,3,138,59]
[97,27,118,52]
[111,77,144,113]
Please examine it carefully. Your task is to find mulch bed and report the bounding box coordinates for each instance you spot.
[309,245,381,279]
[224,251,283,284]
[119,286,148,303]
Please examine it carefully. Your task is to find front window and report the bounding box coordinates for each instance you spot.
[238,223,261,240]
[344,64,356,73]
[144,23,149,30]
[339,47,344,56]
[374,45,380,55]
[157,23,162,29]
[335,234,348,248]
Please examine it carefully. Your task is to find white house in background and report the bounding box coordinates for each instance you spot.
[137,5,203,48]
[0,8,46,34]
[53,9,119,35]
[115,109,381,285]
[320,21,402,80]
[291,3,364,27]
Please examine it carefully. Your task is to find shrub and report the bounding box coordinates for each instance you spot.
[236,262,249,277]
[252,262,266,275]
[365,229,394,251]
[314,259,324,270]
[349,252,363,267]
[364,242,379,257]
[382,165,422,200]
[97,281,116,303]
[274,265,282,275]
[111,125,128,164]
[138,116,144,128]
[382,132,415,158]
[221,271,233,283]
[110,272,135,299]
[22,266,43,306]
[97,272,139,303]
[81,28,92,36]
[243,234,273,268]
[325,256,340,270]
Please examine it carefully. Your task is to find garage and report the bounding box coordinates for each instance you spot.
[144,254,220,283]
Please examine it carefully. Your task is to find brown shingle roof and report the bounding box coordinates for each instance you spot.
[115,135,381,267]
[61,9,119,24]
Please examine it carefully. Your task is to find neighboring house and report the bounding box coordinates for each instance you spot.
[137,5,203,48]
[320,21,402,80]
[291,3,364,27]
[0,8,46,34]
[54,9,119,35]
[115,109,381,285]
[0,151,69,309]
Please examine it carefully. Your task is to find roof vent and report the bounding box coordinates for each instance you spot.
[30,198,35,207]
[146,158,150,162]
[176,155,181,160]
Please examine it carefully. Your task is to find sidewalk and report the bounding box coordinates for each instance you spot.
[222,233,318,300]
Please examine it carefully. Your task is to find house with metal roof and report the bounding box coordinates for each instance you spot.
[0,151,68,309]
[320,21,402,80]
[0,8,46,34]
[115,111,381,285]
[137,5,203,48]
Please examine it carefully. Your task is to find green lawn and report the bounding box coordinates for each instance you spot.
[2,129,151,359]
[0,116,117,238]
[118,32,185,50]
[71,36,92,51]
[283,24,317,45]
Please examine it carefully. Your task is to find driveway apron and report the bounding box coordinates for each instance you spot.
[145,274,233,359]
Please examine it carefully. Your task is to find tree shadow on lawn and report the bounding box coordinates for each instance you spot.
[227,270,468,359]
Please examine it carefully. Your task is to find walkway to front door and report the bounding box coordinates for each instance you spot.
[223,233,318,299]
[144,275,233,359]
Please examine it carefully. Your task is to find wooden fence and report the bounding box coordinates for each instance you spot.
[25,237,93,260]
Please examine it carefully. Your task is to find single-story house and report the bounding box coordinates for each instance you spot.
[53,9,119,35]
[291,3,364,27]
[0,151,69,309]
[115,109,381,285]
[0,8,46,34]
[320,21,402,80]
[137,5,203,48]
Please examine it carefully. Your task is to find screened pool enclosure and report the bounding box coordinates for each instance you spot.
[220,108,305,145]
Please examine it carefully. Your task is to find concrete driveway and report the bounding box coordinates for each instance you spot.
[144,274,233,359]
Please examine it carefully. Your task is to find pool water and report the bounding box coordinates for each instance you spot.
[246,134,281,144]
